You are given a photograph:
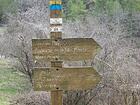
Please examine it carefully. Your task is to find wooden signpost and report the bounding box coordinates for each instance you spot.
[32,0,102,105]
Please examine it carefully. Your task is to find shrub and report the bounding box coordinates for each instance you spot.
[10,91,50,105]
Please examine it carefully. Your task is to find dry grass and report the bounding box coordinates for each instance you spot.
[10,91,50,105]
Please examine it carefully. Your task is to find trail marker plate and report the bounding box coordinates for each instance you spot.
[33,67,101,91]
[50,1,62,5]
[50,18,62,24]
[32,38,101,62]
[50,25,62,32]
[50,4,62,10]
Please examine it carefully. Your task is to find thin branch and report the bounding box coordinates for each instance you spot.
[94,57,126,85]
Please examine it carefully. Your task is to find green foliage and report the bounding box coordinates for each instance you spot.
[0,0,17,22]
[94,0,140,15]
[0,0,13,8]
[118,0,140,11]
[63,0,140,19]
[64,0,87,20]
[95,0,120,15]
[0,59,32,105]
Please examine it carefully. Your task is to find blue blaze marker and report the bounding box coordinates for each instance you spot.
[50,4,62,10]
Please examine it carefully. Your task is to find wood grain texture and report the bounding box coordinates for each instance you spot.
[50,10,62,18]
[51,90,63,105]
[51,61,63,68]
[32,38,101,62]
[51,58,63,105]
[50,32,62,39]
[33,67,101,91]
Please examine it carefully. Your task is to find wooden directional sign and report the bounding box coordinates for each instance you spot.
[33,67,101,91]
[32,38,101,62]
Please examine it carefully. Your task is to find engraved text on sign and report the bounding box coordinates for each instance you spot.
[33,67,101,91]
[32,38,101,62]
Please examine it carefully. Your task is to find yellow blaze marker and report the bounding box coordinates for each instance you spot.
[50,1,62,5]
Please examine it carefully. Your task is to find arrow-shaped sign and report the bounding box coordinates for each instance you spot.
[33,67,101,91]
[32,38,101,62]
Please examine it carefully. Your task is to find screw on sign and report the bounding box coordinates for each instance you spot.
[32,0,102,105]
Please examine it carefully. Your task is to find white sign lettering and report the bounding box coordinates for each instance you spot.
[50,25,63,32]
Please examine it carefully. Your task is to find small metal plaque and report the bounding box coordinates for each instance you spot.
[32,38,101,62]
[33,67,101,91]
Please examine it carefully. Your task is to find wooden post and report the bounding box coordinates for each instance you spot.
[50,45,63,105]
[51,90,63,105]
[50,0,63,104]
